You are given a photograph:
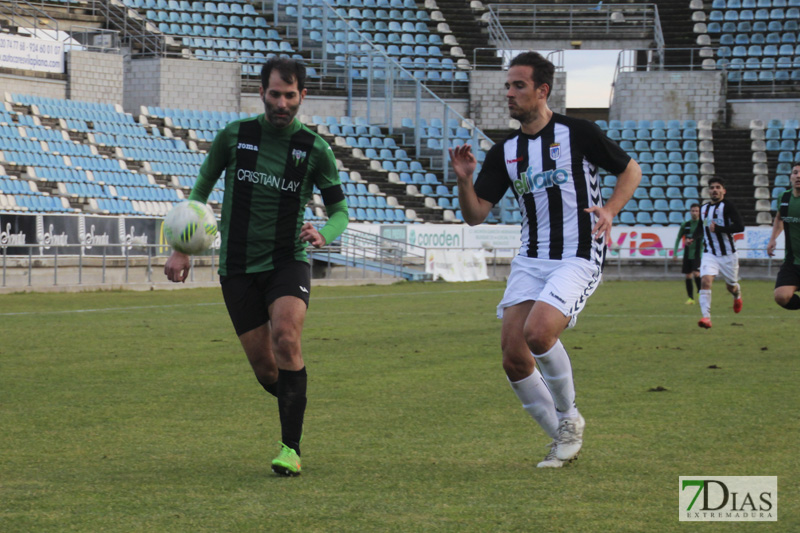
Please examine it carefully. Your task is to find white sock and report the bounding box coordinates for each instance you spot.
[508,368,559,439]
[533,340,578,419]
[731,283,741,299]
[699,289,711,318]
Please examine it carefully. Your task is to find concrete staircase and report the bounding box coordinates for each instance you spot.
[710,127,758,226]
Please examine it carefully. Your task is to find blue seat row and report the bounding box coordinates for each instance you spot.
[15,195,72,213]
[126,0,258,15]
[115,186,181,201]
[713,1,800,8]
[708,8,800,21]
[149,162,203,176]
[719,31,799,45]
[92,171,152,187]
[121,147,204,164]
[345,136,398,149]
[64,182,112,198]
[96,198,141,215]
[0,177,38,195]
[707,19,800,32]
[352,207,410,222]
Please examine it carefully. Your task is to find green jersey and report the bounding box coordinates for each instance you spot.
[189,115,348,276]
[778,189,800,266]
[674,219,703,260]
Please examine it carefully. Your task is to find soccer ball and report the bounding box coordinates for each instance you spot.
[163,200,218,254]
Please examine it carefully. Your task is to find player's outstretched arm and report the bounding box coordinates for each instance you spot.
[767,212,784,257]
[164,251,191,283]
[586,158,642,242]
[449,144,493,226]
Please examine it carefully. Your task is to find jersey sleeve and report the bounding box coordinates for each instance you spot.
[473,142,511,205]
[720,201,744,234]
[311,136,349,245]
[189,124,232,202]
[580,121,631,176]
[674,221,687,256]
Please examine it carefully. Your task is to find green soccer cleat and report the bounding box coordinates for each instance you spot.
[271,442,302,477]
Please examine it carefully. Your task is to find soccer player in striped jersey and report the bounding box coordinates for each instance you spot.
[767,162,800,310]
[449,51,641,468]
[165,58,349,476]
[692,177,744,329]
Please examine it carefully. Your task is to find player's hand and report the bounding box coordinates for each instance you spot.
[448,144,477,182]
[685,237,693,245]
[767,239,776,257]
[709,222,716,233]
[585,205,614,243]
[164,250,191,283]
[299,222,326,248]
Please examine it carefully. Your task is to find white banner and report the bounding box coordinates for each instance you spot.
[610,226,778,259]
[347,223,776,260]
[425,249,488,282]
[0,34,64,73]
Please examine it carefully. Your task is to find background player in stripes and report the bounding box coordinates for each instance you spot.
[164,58,349,476]
[673,203,703,305]
[449,51,641,468]
[693,177,744,329]
[767,162,800,310]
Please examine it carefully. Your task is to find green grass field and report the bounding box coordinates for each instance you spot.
[1,280,797,532]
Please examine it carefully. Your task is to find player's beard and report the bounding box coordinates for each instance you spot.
[264,100,299,128]
[509,105,535,127]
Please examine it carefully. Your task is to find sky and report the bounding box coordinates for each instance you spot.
[505,49,622,108]
[559,50,621,108]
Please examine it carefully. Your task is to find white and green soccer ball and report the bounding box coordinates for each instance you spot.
[163,200,218,254]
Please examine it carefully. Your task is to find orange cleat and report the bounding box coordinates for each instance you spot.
[733,298,743,313]
[698,317,712,329]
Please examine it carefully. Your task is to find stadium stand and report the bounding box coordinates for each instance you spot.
[1,0,798,231]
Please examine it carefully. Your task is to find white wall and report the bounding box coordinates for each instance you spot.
[610,71,726,123]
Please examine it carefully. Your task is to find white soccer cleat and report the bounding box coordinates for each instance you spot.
[537,441,564,468]
[554,414,585,461]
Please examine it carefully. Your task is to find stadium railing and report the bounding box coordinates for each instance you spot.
[0,226,431,289]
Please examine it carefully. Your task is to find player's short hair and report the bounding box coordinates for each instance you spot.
[509,51,554,99]
[708,177,725,187]
[690,203,700,209]
[261,57,306,92]
[793,161,800,169]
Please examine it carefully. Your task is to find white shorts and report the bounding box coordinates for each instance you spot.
[700,252,739,285]
[497,256,602,324]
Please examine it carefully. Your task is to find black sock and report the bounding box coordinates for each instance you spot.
[694,276,701,292]
[257,376,278,397]
[782,294,800,310]
[685,278,694,299]
[277,367,307,455]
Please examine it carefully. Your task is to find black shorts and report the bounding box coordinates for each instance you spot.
[682,254,701,274]
[220,261,311,336]
[775,262,800,290]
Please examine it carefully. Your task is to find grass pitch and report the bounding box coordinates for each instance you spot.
[1,280,797,532]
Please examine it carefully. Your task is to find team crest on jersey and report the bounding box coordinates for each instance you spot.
[291,149,307,166]
[549,143,561,161]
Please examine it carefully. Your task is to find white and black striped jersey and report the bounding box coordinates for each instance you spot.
[474,113,630,265]
[693,199,744,257]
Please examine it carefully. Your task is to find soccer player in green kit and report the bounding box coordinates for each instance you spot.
[673,203,703,305]
[767,162,800,310]
[165,58,348,476]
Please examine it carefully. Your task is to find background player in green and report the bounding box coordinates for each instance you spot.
[767,162,800,310]
[673,203,703,305]
[164,58,349,476]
